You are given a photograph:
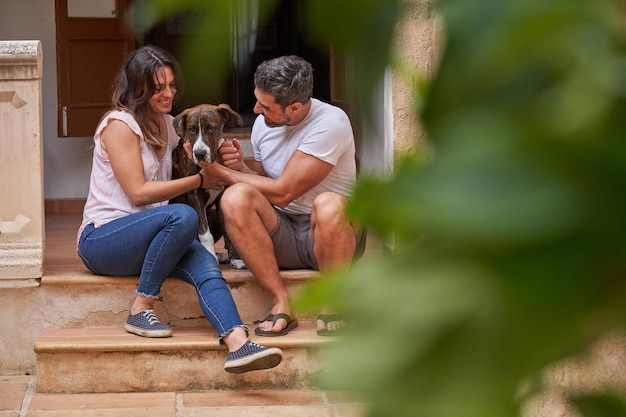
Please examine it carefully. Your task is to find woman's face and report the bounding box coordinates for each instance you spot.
[149,66,177,116]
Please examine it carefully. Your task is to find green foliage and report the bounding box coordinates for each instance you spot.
[571,393,626,417]
[134,0,277,104]
[308,0,626,416]
[304,0,404,121]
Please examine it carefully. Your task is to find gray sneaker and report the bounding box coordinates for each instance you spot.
[224,341,282,373]
[124,309,173,338]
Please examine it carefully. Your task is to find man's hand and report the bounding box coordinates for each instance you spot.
[219,139,244,171]
[198,168,226,190]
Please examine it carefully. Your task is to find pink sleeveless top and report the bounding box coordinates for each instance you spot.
[77,110,179,246]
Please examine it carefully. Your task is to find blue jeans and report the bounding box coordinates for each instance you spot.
[78,204,246,342]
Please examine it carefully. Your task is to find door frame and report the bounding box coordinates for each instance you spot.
[55,0,134,137]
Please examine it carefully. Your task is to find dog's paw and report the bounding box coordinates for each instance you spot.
[230,259,247,270]
[216,252,230,264]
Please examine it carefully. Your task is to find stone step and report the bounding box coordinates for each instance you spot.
[34,267,333,394]
[40,267,320,328]
[34,323,335,394]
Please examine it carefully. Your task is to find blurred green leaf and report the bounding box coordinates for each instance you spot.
[136,0,277,103]
[571,393,626,417]
[304,0,404,121]
[320,0,626,416]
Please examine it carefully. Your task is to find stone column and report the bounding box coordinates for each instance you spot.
[0,41,44,287]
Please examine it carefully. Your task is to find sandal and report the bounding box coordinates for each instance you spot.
[254,313,298,337]
[316,314,344,336]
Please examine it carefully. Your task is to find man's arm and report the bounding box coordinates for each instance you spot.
[202,150,332,208]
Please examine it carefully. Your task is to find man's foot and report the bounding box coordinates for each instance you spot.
[224,341,283,373]
[316,314,345,336]
[124,309,173,338]
[254,313,299,337]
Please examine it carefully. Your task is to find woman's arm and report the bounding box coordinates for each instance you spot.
[102,120,210,206]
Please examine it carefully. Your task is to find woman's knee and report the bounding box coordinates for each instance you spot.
[168,203,199,235]
[174,241,223,281]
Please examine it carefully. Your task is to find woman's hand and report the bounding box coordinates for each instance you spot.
[183,139,193,160]
[219,139,243,171]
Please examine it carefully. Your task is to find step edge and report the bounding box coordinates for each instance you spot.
[34,326,334,353]
[41,269,320,286]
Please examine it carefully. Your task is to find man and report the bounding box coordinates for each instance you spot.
[201,55,366,336]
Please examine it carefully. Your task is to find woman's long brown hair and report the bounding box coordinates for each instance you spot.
[109,45,184,147]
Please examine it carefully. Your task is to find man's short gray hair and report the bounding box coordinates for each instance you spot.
[254,55,313,109]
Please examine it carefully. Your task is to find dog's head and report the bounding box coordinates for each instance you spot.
[173,103,244,164]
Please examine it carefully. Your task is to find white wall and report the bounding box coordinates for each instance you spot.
[0,0,93,199]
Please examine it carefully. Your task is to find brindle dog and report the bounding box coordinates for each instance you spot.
[171,103,246,269]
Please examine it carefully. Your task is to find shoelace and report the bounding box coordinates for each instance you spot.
[141,309,161,326]
[247,341,261,349]
[243,341,266,354]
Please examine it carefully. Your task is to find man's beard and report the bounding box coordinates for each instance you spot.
[263,114,291,128]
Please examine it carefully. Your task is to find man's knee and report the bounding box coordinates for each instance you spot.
[312,192,348,222]
[220,183,256,212]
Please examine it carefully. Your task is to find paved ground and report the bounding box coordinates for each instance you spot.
[1,374,365,417]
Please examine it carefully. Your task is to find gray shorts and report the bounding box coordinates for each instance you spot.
[270,209,367,270]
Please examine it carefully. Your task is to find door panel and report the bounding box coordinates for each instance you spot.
[56,0,134,137]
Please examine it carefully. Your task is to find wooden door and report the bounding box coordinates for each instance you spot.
[55,0,134,137]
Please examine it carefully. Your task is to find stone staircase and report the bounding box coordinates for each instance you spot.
[34,269,330,394]
[33,212,376,394]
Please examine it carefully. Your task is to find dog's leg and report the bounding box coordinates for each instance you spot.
[215,197,247,269]
[198,228,217,260]
[187,189,218,261]
[206,202,230,264]
[225,235,247,270]
[200,196,219,260]
[203,189,229,264]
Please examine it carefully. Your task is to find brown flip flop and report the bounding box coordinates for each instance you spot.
[316,314,344,336]
[254,313,298,337]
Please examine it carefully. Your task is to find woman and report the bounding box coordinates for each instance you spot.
[77,45,282,374]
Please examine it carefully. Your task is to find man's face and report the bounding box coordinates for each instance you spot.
[253,88,292,128]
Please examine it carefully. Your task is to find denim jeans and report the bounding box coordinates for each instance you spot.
[78,204,246,341]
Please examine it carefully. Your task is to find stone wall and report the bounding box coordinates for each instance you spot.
[0,40,44,286]
[390,0,441,161]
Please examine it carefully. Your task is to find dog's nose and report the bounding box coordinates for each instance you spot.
[194,149,207,160]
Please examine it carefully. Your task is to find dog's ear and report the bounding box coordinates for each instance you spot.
[217,103,244,128]
[173,110,189,137]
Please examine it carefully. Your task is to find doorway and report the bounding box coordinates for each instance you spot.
[142,0,332,125]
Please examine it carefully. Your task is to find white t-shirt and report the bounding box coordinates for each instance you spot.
[77,110,179,243]
[251,98,357,214]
